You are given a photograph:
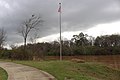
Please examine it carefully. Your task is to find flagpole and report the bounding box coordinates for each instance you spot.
[59,3,62,61]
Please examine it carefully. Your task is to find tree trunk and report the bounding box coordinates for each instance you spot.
[24,37,27,51]
[23,37,27,60]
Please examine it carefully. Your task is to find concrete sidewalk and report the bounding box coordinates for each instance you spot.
[0,61,56,80]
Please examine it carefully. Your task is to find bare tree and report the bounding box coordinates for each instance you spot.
[0,28,6,48]
[29,31,39,44]
[18,14,43,51]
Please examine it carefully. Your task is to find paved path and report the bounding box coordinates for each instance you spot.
[0,61,56,80]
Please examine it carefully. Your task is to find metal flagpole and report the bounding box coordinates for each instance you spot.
[58,3,62,61]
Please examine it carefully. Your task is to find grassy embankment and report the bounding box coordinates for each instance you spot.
[0,67,7,80]
[14,60,120,80]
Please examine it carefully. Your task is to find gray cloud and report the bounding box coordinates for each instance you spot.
[0,0,120,45]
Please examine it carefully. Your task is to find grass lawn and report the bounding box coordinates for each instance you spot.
[14,60,120,80]
[0,67,8,80]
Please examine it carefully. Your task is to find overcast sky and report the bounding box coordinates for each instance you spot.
[0,0,120,47]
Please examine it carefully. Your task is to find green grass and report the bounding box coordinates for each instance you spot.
[13,60,120,80]
[0,67,8,80]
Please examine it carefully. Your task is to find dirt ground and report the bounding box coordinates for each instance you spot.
[45,55,120,69]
